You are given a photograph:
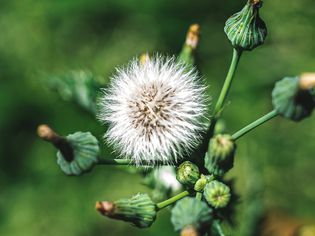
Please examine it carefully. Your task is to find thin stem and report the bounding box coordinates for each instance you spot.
[97,158,131,165]
[213,221,226,236]
[196,192,202,201]
[97,158,170,166]
[232,110,278,141]
[156,191,190,210]
[214,48,242,118]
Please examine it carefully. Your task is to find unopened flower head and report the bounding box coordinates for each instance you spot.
[98,55,208,165]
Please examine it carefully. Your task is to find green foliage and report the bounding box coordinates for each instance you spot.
[47,70,101,114]
[1,0,315,236]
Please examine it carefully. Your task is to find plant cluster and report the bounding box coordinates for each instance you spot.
[38,1,315,235]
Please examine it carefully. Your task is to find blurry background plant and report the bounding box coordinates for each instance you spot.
[1,0,315,236]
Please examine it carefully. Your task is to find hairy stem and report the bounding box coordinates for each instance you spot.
[156,191,190,210]
[232,110,278,141]
[213,48,242,118]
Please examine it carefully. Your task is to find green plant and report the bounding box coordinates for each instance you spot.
[38,0,315,235]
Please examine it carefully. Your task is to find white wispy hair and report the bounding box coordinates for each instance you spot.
[98,55,208,165]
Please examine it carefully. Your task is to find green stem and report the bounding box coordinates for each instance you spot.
[97,158,170,166]
[97,158,131,165]
[156,191,190,210]
[232,110,278,141]
[214,48,242,118]
[196,192,202,201]
[213,221,226,236]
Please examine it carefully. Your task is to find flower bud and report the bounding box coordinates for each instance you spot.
[96,193,157,228]
[171,197,212,232]
[203,180,231,209]
[176,161,200,188]
[205,134,236,176]
[194,174,209,192]
[178,24,200,66]
[180,225,199,236]
[38,125,100,176]
[224,0,267,51]
[57,132,99,175]
[272,76,315,121]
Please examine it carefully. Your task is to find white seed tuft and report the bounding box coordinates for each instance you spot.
[98,55,208,165]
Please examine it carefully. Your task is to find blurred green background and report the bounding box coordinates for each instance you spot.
[1,0,315,235]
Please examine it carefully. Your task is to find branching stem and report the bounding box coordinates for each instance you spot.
[156,191,190,210]
[97,158,131,165]
[232,110,278,141]
[214,48,242,118]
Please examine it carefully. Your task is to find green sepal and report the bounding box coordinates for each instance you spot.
[224,0,267,51]
[272,76,315,121]
[57,131,100,176]
[204,180,231,209]
[171,197,212,232]
[176,161,200,188]
[205,134,236,177]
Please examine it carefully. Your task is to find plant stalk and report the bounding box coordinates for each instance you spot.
[213,220,226,236]
[156,191,190,210]
[97,158,131,165]
[213,48,242,118]
[232,110,278,141]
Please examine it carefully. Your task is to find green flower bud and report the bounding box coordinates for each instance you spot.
[272,76,315,121]
[56,132,99,175]
[178,24,200,66]
[176,161,200,188]
[205,134,236,176]
[96,193,156,228]
[224,0,267,51]
[171,197,212,232]
[37,125,100,176]
[204,181,231,209]
[194,175,208,192]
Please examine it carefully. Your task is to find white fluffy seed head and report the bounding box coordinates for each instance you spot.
[98,55,208,165]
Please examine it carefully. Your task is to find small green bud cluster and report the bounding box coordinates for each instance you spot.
[96,193,157,228]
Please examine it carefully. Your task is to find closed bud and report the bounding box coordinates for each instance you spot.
[272,76,315,121]
[178,24,200,66]
[171,197,212,233]
[96,193,157,228]
[204,180,231,209]
[38,125,100,176]
[205,134,236,176]
[224,0,267,51]
[180,225,199,236]
[176,161,200,188]
[194,174,209,192]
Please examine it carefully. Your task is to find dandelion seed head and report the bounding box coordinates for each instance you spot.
[98,55,208,165]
